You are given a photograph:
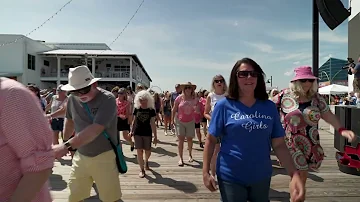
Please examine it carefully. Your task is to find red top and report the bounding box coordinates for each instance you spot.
[116,98,128,117]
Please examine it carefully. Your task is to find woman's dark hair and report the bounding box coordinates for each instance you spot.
[227,57,268,100]
[27,84,41,100]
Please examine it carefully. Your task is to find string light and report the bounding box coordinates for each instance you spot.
[101,0,145,53]
[0,0,74,48]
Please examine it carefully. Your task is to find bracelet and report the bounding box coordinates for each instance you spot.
[338,127,347,134]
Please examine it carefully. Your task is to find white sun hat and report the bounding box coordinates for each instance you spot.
[61,65,101,91]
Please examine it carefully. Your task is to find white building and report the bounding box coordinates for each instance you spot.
[348,0,360,91]
[0,34,152,90]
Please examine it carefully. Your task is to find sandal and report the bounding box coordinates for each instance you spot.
[139,170,145,178]
[188,157,194,163]
[130,142,135,152]
[178,160,184,167]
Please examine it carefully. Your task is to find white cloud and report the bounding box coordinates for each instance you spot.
[244,42,274,53]
[274,52,312,62]
[213,18,263,29]
[284,69,294,76]
[322,54,333,61]
[293,61,300,65]
[269,31,347,44]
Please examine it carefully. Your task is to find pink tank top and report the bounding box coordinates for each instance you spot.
[116,98,128,117]
[175,96,197,123]
[194,100,204,123]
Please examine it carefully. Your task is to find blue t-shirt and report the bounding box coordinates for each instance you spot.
[208,98,285,185]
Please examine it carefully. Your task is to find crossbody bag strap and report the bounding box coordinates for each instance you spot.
[81,102,112,142]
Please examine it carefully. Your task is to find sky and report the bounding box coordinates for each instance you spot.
[0,0,349,91]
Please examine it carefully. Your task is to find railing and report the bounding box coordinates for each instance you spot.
[40,71,131,78]
[95,71,130,78]
[40,72,68,77]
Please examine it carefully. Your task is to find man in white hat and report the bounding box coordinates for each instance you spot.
[52,65,122,202]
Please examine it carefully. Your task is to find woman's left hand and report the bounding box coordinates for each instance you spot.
[289,172,305,202]
[341,130,357,142]
[153,137,158,146]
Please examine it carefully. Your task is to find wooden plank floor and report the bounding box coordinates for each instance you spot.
[50,120,360,202]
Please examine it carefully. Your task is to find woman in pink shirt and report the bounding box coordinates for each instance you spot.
[194,94,205,148]
[172,82,200,166]
[116,88,134,151]
[0,78,54,202]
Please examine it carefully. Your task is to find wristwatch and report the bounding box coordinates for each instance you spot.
[64,141,74,151]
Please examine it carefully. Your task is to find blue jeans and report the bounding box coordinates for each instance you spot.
[218,177,271,202]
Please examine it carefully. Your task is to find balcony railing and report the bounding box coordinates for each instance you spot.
[95,71,130,78]
[40,71,131,78]
[40,72,68,77]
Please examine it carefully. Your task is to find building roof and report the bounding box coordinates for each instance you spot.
[320,57,347,69]
[43,43,111,50]
[319,57,348,82]
[39,49,152,82]
[40,49,132,56]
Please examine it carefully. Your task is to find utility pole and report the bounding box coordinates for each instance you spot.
[312,0,319,77]
[267,76,273,87]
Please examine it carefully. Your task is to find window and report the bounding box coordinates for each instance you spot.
[114,65,121,72]
[43,60,50,66]
[27,54,36,70]
[114,65,130,72]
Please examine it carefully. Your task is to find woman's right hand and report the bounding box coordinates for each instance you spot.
[203,173,217,192]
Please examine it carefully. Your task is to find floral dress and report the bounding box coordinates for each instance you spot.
[273,89,329,171]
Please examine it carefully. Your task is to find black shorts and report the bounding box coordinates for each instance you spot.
[201,117,207,123]
[195,122,201,128]
[117,117,130,131]
[51,118,64,131]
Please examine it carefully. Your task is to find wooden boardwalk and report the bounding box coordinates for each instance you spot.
[50,121,360,202]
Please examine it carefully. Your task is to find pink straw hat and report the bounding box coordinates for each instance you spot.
[291,66,318,82]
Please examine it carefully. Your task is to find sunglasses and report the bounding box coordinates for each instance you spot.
[237,71,259,78]
[70,85,92,96]
[299,79,315,83]
[184,86,193,89]
[214,79,224,84]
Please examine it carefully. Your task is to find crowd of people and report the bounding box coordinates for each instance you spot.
[0,58,358,202]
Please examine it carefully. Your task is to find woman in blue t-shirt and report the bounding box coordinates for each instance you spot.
[202,58,305,202]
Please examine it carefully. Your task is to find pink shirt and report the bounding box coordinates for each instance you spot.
[0,78,54,202]
[194,100,204,123]
[200,97,206,106]
[175,96,197,123]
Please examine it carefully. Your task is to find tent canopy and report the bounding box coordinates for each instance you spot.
[318,84,349,95]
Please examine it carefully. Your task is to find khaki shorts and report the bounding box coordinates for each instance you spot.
[176,120,195,138]
[134,135,152,150]
[353,78,360,93]
[68,150,122,202]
